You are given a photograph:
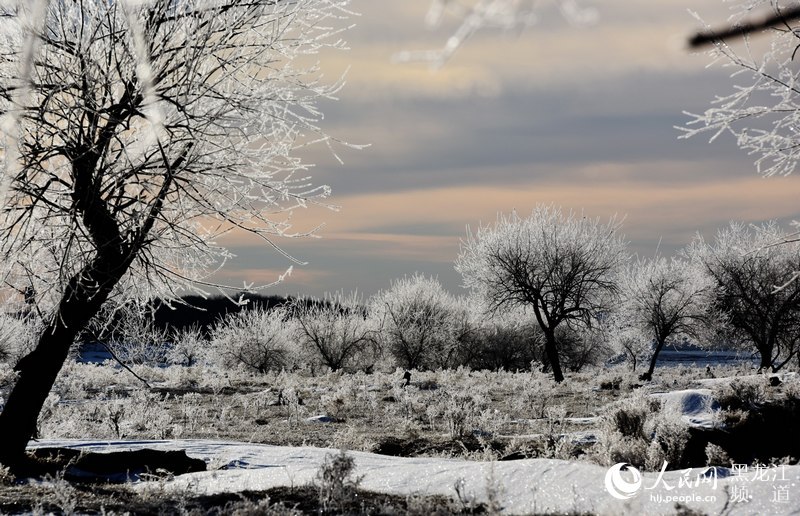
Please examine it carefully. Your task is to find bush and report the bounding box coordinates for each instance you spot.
[0,313,40,365]
[210,306,297,374]
[166,325,208,367]
[291,294,379,373]
[713,378,767,411]
[466,309,543,371]
[369,275,468,371]
[315,449,362,513]
[594,394,690,471]
[94,305,170,366]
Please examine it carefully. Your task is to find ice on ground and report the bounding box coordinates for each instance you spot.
[305,415,339,423]
[31,439,800,515]
[650,389,719,428]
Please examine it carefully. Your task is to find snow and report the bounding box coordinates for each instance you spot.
[650,389,719,428]
[31,439,800,515]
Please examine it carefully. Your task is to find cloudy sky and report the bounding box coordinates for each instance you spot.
[214,0,800,298]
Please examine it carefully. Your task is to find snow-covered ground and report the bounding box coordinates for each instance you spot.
[650,389,719,428]
[31,439,800,515]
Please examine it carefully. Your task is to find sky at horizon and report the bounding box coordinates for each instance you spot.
[212,0,800,299]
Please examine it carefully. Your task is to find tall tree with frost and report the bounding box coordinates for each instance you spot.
[687,220,800,372]
[616,257,715,381]
[455,205,627,382]
[0,0,351,471]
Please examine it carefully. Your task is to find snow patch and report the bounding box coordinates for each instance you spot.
[29,439,800,515]
[650,389,719,428]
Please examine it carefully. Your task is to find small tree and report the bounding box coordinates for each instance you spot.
[369,274,465,371]
[616,257,715,381]
[608,324,652,372]
[456,205,627,382]
[291,293,377,373]
[0,0,350,469]
[686,220,800,372]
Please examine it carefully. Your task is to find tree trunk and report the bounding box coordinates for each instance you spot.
[0,254,130,471]
[543,331,564,383]
[757,342,774,372]
[641,339,666,382]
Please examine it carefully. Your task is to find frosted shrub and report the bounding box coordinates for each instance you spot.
[442,391,488,438]
[705,442,732,467]
[97,305,170,367]
[0,313,40,365]
[211,307,297,374]
[468,306,543,371]
[713,377,767,412]
[315,449,362,513]
[291,293,378,373]
[422,377,492,438]
[593,394,690,470]
[369,274,468,370]
[123,390,175,439]
[543,405,571,459]
[511,370,561,419]
[167,325,208,367]
[644,415,690,471]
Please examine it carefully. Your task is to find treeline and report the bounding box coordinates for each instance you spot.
[2,206,800,383]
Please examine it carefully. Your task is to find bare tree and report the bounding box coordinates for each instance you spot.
[615,257,715,381]
[455,205,627,382]
[686,220,800,372]
[0,0,350,470]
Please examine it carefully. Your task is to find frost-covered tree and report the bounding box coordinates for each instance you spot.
[615,257,715,381]
[455,205,627,382]
[682,1,800,179]
[210,306,297,374]
[608,324,652,372]
[687,220,800,371]
[291,293,378,373]
[370,274,468,371]
[0,0,350,470]
[395,0,596,67]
